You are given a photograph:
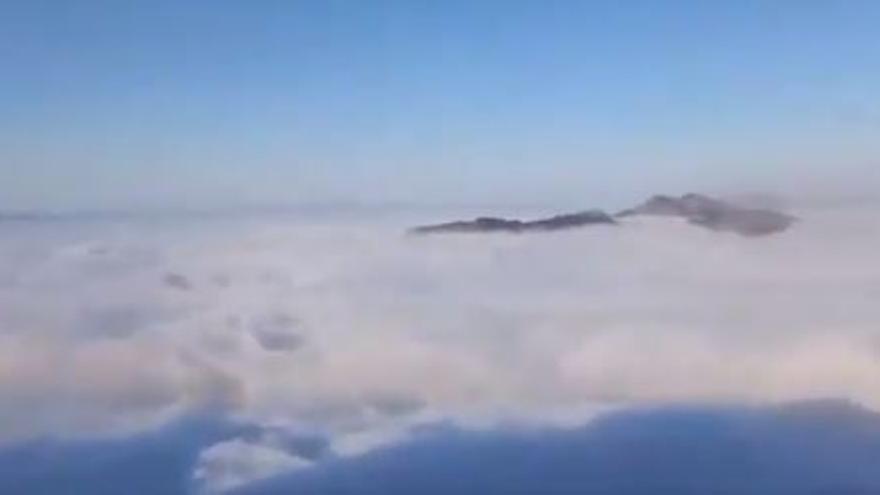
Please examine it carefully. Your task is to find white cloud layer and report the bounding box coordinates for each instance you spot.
[1,206,880,487]
[193,436,312,494]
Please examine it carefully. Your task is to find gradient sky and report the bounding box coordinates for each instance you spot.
[2,0,879,210]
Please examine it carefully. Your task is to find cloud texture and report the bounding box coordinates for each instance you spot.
[1,206,879,489]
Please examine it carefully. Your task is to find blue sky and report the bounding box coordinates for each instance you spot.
[2,0,879,210]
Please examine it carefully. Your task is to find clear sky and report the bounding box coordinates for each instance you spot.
[2,0,879,210]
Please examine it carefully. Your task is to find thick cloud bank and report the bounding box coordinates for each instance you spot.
[0,205,879,490]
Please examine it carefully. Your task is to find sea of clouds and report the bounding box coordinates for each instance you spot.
[1,204,879,491]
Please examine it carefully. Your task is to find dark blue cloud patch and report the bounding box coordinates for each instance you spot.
[1,402,879,494]
[0,415,257,495]
[240,401,880,495]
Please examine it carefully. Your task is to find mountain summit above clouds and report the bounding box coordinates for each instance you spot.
[410,210,617,234]
[412,193,796,237]
[617,193,797,236]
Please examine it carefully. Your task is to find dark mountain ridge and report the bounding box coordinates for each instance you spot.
[617,193,797,236]
[411,193,796,237]
[410,210,616,234]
